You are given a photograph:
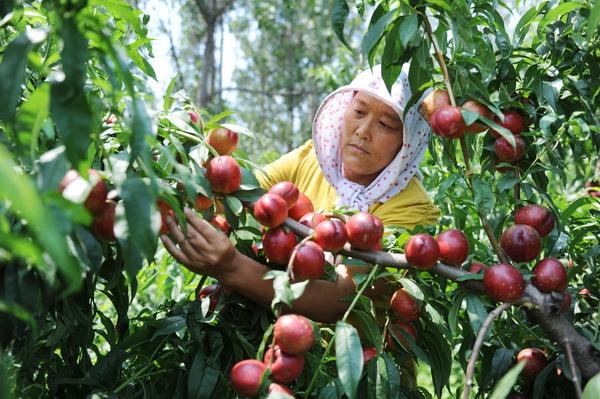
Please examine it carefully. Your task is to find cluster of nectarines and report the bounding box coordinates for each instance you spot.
[482,204,569,307]
[421,89,530,171]
[404,228,469,269]
[230,314,314,397]
[254,181,384,281]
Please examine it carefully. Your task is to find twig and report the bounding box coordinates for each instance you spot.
[421,15,456,106]
[564,340,583,398]
[462,302,512,399]
[514,169,521,204]
[303,265,381,398]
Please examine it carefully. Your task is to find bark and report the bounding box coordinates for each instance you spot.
[194,0,235,107]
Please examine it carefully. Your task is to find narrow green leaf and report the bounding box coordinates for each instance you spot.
[399,278,424,300]
[152,316,186,339]
[540,2,584,29]
[473,176,495,215]
[361,9,398,60]
[335,321,363,399]
[188,351,219,399]
[461,110,480,126]
[588,0,600,38]
[466,294,487,335]
[497,174,520,192]
[489,361,525,399]
[14,83,50,157]
[0,33,37,121]
[121,176,158,261]
[448,293,464,336]
[514,4,543,44]
[224,195,243,215]
[399,14,419,47]
[382,353,401,398]
[331,0,351,50]
[50,17,92,167]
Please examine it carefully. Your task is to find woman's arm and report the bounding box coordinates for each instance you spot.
[161,208,356,323]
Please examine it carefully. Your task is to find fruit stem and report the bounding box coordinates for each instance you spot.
[421,14,457,107]
[462,302,512,399]
[286,234,314,280]
[564,340,583,399]
[514,169,521,204]
[303,264,381,399]
[478,212,510,264]
[459,136,472,173]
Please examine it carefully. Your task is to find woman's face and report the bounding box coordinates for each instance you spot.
[340,92,404,186]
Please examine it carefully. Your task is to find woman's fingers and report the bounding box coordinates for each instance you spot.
[166,215,199,256]
[183,222,210,252]
[184,208,220,242]
[160,234,192,265]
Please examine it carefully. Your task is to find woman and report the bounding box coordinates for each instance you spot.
[160,65,439,323]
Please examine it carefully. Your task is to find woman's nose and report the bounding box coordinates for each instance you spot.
[355,118,374,140]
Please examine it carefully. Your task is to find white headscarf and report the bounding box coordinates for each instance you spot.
[312,64,431,211]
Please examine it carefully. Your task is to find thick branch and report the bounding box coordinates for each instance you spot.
[280,217,600,379]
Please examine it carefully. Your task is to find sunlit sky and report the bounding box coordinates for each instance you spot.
[139,1,527,101]
[140,0,239,102]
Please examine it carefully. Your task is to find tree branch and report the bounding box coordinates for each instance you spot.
[279,216,600,380]
[462,302,513,399]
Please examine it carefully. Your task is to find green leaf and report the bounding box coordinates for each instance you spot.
[120,177,158,269]
[540,2,584,29]
[461,110,480,126]
[448,293,464,337]
[0,33,38,121]
[50,17,92,167]
[466,294,487,335]
[361,9,397,60]
[588,0,600,38]
[129,98,153,167]
[489,361,525,399]
[514,4,543,45]
[331,0,351,50]
[583,372,600,399]
[560,197,594,226]
[0,144,82,292]
[488,348,517,386]
[152,316,186,339]
[421,326,452,397]
[399,14,419,48]
[335,321,363,399]
[473,176,495,215]
[0,301,37,334]
[399,278,424,300]
[497,174,520,192]
[224,195,243,215]
[188,351,219,399]
[14,83,50,157]
[349,309,381,348]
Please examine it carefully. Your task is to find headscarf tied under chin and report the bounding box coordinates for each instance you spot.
[312,64,432,212]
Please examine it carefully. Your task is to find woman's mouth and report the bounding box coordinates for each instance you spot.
[349,144,369,154]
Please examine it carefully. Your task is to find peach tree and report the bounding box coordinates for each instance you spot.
[0,0,599,398]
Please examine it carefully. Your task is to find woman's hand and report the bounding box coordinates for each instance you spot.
[160,208,238,280]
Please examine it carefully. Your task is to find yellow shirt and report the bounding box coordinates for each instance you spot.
[256,140,440,229]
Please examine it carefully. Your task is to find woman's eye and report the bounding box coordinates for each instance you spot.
[354,109,365,115]
[379,121,390,128]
